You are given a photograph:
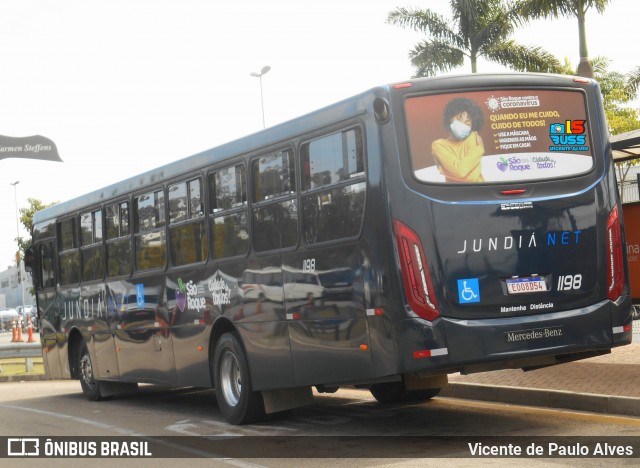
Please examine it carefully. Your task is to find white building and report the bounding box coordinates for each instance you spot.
[0,263,35,309]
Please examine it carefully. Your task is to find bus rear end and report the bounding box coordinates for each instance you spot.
[386,74,632,379]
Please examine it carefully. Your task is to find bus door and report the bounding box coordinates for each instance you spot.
[236,259,297,389]
[39,288,65,379]
[92,282,121,380]
[283,247,373,387]
[112,279,177,384]
[36,240,66,379]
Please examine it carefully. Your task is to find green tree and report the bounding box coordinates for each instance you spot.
[514,0,611,78]
[387,0,562,77]
[16,198,58,261]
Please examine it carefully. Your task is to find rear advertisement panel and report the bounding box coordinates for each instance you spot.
[405,89,593,184]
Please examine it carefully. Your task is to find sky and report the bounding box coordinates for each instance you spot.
[0,0,638,269]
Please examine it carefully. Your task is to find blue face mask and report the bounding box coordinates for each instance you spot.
[450,119,472,140]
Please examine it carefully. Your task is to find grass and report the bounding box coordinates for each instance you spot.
[0,357,45,376]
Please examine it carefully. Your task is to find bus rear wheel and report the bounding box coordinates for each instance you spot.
[213,332,265,425]
[78,340,103,401]
[370,381,440,404]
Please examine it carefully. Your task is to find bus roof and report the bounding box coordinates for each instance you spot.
[33,84,384,225]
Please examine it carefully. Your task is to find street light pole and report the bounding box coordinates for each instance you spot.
[10,181,26,313]
[250,65,271,129]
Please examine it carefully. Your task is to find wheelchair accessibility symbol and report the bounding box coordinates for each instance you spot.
[457,278,480,304]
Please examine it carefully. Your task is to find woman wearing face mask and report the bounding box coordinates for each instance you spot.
[432,97,485,183]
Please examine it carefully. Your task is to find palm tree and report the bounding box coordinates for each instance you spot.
[514,0,611,78]
[627,65,640,95]
[387,0,561,77]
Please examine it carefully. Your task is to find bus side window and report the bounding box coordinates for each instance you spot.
[106,201,132,277]
[209,164,249,259]
[300,128,366,244]
[58,217,80,285]
[169,178,207,266]
[80,209,105,282]
[250,150,298,252]
[134,190,166,271]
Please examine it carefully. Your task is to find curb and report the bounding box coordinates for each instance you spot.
[441,382,640,417]
[0,374,49,383]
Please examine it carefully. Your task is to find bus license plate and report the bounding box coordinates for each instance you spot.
[506,277,547,294]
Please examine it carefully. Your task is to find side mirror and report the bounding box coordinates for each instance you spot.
[24,247,35,273]
[23,247,39,287]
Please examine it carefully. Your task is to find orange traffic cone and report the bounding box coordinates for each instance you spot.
[27,316,36,343]
[15,318,24,343]
[11,320,17,342]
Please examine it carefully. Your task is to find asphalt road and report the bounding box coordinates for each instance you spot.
[1,380,640,467]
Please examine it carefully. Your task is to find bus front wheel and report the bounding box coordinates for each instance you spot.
[370,381,440,404]
[213,332,265,425]
[78,340,103,401]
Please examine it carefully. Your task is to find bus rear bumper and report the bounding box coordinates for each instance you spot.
[396,295,632,375]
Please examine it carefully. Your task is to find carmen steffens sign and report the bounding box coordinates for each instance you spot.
[0,135,61,162]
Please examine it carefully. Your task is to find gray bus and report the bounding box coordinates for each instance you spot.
[29,73,632,424]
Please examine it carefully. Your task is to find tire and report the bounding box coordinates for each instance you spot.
[213,332,265,425]
[78,340,102,401]
[370,381,440,404]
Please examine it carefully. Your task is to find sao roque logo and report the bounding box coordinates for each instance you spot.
[176,278,206,312]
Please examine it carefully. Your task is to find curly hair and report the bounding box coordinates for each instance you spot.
[442,98,484,131]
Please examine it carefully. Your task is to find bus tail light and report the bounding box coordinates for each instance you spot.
[607,205,625,301]
[394,220,439,321]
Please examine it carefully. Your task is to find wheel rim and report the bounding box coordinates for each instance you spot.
[80,352,95,388]
[219,350,241,407]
